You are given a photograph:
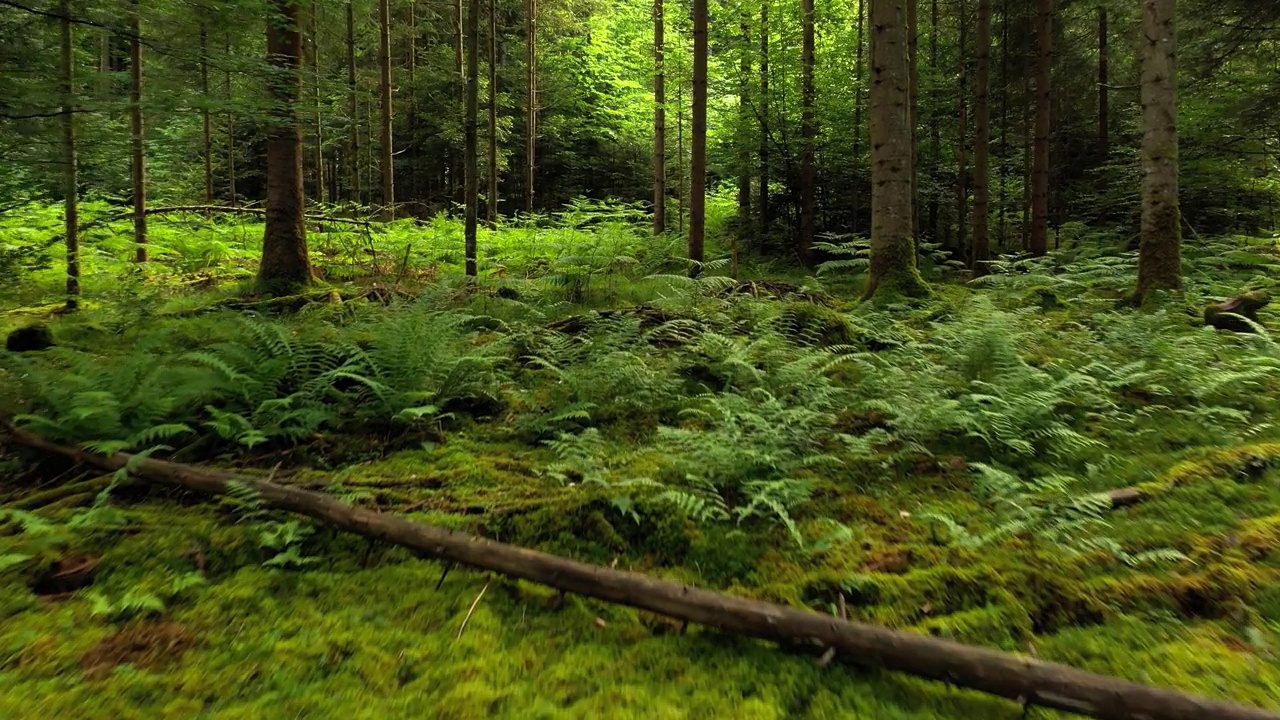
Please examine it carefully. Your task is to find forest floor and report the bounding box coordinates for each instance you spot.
[3,202,1280,718]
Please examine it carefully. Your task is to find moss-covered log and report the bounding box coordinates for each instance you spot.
[3,419,1278,720]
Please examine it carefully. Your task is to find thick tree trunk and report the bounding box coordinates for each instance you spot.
[971,0,991,275]
[465,0,480,276]
[346,2,360,204]
[653,0,666,235]
[907,0,919,246]
[758,3,769,236]
[866,0,928,300]
[200,23,213,205]
[259,0,312,294]
[59,0,79,310]
[378,0,395,219]
[1030,0,1052,256]
[852,0,865,235]
[5,423,1277,720]
[1097,6,1109,163]
[129,0,147,262]
[688,0,707,264]
[525,0,536,213]
[955,0,969,259]
[798,0,815,263]
[487,0,498,227]
[1135,0,1181,298]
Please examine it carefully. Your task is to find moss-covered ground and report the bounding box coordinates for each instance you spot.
[3,206,1280,717]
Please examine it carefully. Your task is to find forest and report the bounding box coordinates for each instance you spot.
[1,0,1280,716]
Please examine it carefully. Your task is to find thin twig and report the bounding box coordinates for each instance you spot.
[456,576,492,640]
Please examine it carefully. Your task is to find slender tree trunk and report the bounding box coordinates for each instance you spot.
[259,0,312,293]
[758,2,769,236]
[955,0,968,259]
[129,0,147,262]
[677,79,685,234]
[226,35,238,208]
[1135,0,1181,298]
[456,0,466,204]
[971,0,991,275]
[689,0,708,264]
[852,0,865,235]
[653,0,666,235]
[907,0,919,246]
[1097,6,1109,162]
[866,0,929,299]
[737,21,751,226]
[407,0,417,202]
[798,0,815,262]
[1021,51,1031,250]
[997,0,1008,247]
[378,0,395,218]
[200,23,213,205]
[465,0,480,276]
[1030,0,1052,256]
[311,1,325,204]
[346,2,360,204]
[928,0,939,240]
[525,0,536,213]
[487,0,498,227]
[60,0,79,310]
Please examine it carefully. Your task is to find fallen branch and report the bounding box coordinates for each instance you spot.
[1,421,1276,720]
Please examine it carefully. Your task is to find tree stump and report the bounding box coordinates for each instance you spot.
[1204,291,1271,333]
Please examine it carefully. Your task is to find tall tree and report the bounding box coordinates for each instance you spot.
[688,0,707,263]
[59,0,79,310]
[927,0,939,240]
[226,34,238,207]
[1029,0,1052,256]
[465,0,480,276]
[866,0,929,299]
[311,0,325,204]
[378,0,394,218]
[1135,0,1181,297]
[259,0,312,293]
[852,0,865,234]
[758,2,769,234]
[798,0,815,262]
[971,0,992,275]
[129,0,147,262]
[907,0,919,244]
[525,0,536,213]
[737,20,750,220]
[1097,5,1109,162]
[955,0,968,257]
[487,0,498,226]
[653,0,665,235]
[346,1,360,203]
[200,21,213,204]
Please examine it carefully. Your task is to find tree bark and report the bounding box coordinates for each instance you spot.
[465,0,480,276]
[226,35,238,208]
[1135,0,1181,299]
[927,0,939,241]
[4,423,1278,720]
[907,0,919,247]
[688,0,707,264]
[971,0,992,275]
[59,0,79,310]
[259,0,312,294]
[852,0,865,235]
[955,0,968,259]
[200,22,213,205]
[758,2,769,236]
[996,0,1008,247]
[487,0,499,227]
[129,0,147,262]
[525,0,536,213]
[378,0,395,219]
[866,0,928,300]
[346,2,360,204]
[737,21,751,228]
[1097,6,1109,163]
[311,0,325,204]
[1030,0,1052,256]
[653,0,666,235]
[798,0,815,263]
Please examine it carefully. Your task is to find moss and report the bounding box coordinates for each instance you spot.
[774,302,857,347]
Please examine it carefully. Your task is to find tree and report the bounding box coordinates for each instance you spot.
[866,0,929,299]
[652,0,665,235]
[200,21,213,204]
[955,0,968,258]
[1097,5,1109,163]
[798,0,815,262]
[853,0,865,234]
[378,0,394,218]
[465,0,480,276]
[1029,0,1052,256]
[971,0,992,275]
[758,2,769,234]
[346,1,359,203]
[258,0,312,293]
[487,0,498,227]
[907,0,919,244]
[59,0,79,310]
[129,0,146,262]
[525,0,536,213]
[1135,0,1181,298]
[688,0,707,264]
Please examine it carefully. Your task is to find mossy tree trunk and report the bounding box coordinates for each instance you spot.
[1135,0,1182,299]
[465,0,480,276]
[60,0,79,310]
[865,0,929,300]
[688,0,707,264]
[258,0,312,295]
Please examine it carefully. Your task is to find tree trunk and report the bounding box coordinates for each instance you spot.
[465,0,480,276]
[226,35,238,208]
[1030,0,1052,256]
[866,0,929,300]
[259,0,312,294]
[8,424,1277,720]
[59,0,79,311]
[378,0,395,218]
[688,0,707,264]
[737,20,751,231]
[129,0,147,262]
[407,0,417,202]
[996,0,1008,247]
[971,0,991,275]
[852,0,865,235]
[525,0,536,213]
[677,79,685,234]
[927,0,939,241]
[798,0,815,263]
[200,22,213,205]
[758,2,769,236]
[955,0,968,259]
[1135,0,1181,299]
[311,0,325,204]
[653,0,666,235]
[487,0,499,227]
[346,1,360,204]
[1097,6,1109,163]
[907,0,919,246]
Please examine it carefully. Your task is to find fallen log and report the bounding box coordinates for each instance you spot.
[2,421,1277,720]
